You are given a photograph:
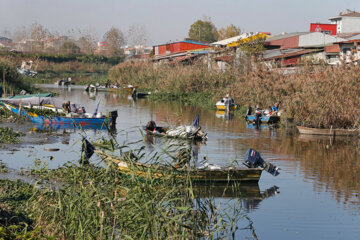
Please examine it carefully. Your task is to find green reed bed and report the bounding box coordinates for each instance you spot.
[0,59,37,95]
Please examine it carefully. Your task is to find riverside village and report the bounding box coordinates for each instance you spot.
[0,5,360,239]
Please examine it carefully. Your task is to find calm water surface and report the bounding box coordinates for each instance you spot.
[1,84,359,239]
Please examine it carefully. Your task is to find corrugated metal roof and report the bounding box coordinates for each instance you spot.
[211,33,260,46]
[263,49,319,60]
[336,32,360,39]
[329,11,360,20]
[213,56,234,62]
[340,11,360,17]
[153,40,210,47]
[324,44,340,53]
[263,48,303,59]
[335,39,360,44]
[265,32,307,42]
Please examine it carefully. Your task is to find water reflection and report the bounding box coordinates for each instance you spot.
[215,110,234,121]
[194,184,280,212]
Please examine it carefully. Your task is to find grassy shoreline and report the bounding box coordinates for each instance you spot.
[0,141,255,239]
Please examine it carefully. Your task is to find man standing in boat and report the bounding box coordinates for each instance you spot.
[62,101,71,113]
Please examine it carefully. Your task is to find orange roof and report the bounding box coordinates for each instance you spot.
[214,56,234,62]
[324,44,340,53]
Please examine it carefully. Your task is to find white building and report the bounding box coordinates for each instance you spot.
[329,10,360,34]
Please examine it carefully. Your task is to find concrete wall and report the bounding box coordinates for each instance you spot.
[299,32,346,47]
[341,17,360,33]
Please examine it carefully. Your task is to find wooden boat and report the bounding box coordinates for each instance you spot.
[297,126,360,136]
[95,87,122,92]
[123,85,138,92]
[132,92,151,99]
[246,115,280,124]
[0,93,54,99]
[4,103,117,127]
[95,150,262,183]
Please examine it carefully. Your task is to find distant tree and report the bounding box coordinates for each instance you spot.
[29,22,53,52]
[127,24,148,46]
[188,18,218,43]
[1,29,12,39]
[103,27,125,56]
[78,35,96,54]
[217,24,241,40]
[13,25,28,42]
[59,42,80,54]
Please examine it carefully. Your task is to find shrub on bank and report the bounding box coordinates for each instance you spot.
[0,59,34,95]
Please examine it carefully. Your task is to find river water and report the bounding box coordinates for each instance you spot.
[1,84,359,239]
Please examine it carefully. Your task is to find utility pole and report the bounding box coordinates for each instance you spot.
[2,67,5,97]
[198,25,201,41]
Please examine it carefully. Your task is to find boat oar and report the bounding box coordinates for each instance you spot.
[92,100,101,117]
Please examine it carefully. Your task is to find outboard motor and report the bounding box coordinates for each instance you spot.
[109,111,118,127]
[244,148,280,176]
[245,106,252,116]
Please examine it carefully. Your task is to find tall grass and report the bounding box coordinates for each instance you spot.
[0,140,256,239]
[109,60,360,128]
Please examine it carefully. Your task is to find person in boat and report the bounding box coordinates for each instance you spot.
[263,106,272,116]
[131,87,137,99]
[62,101,71,113]
[225,93,234,105]
[114,81,120,88]
[271,102,280,112]
[254,105,262,123]
[105,79,111,88]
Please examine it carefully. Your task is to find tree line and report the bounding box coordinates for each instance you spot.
[1,18,241,56]
[1,22,148,57]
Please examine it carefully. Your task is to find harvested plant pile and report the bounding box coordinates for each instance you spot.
[0,127,25,144]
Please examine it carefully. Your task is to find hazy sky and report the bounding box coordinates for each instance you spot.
[1,0,360,45]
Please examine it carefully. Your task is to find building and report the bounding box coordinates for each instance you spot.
[310,23,337,35]
[44,36,71,52]
[265,32,346,50]
[152,40,211,56]
[94,41,109,55]
[329,10,360,34]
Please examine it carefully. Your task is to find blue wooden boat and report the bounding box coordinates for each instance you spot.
[246,115,280,124]
[31,122,111,131]
[3,103,117,127]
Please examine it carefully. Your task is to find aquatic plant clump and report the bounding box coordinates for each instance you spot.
[0,127,25,144]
